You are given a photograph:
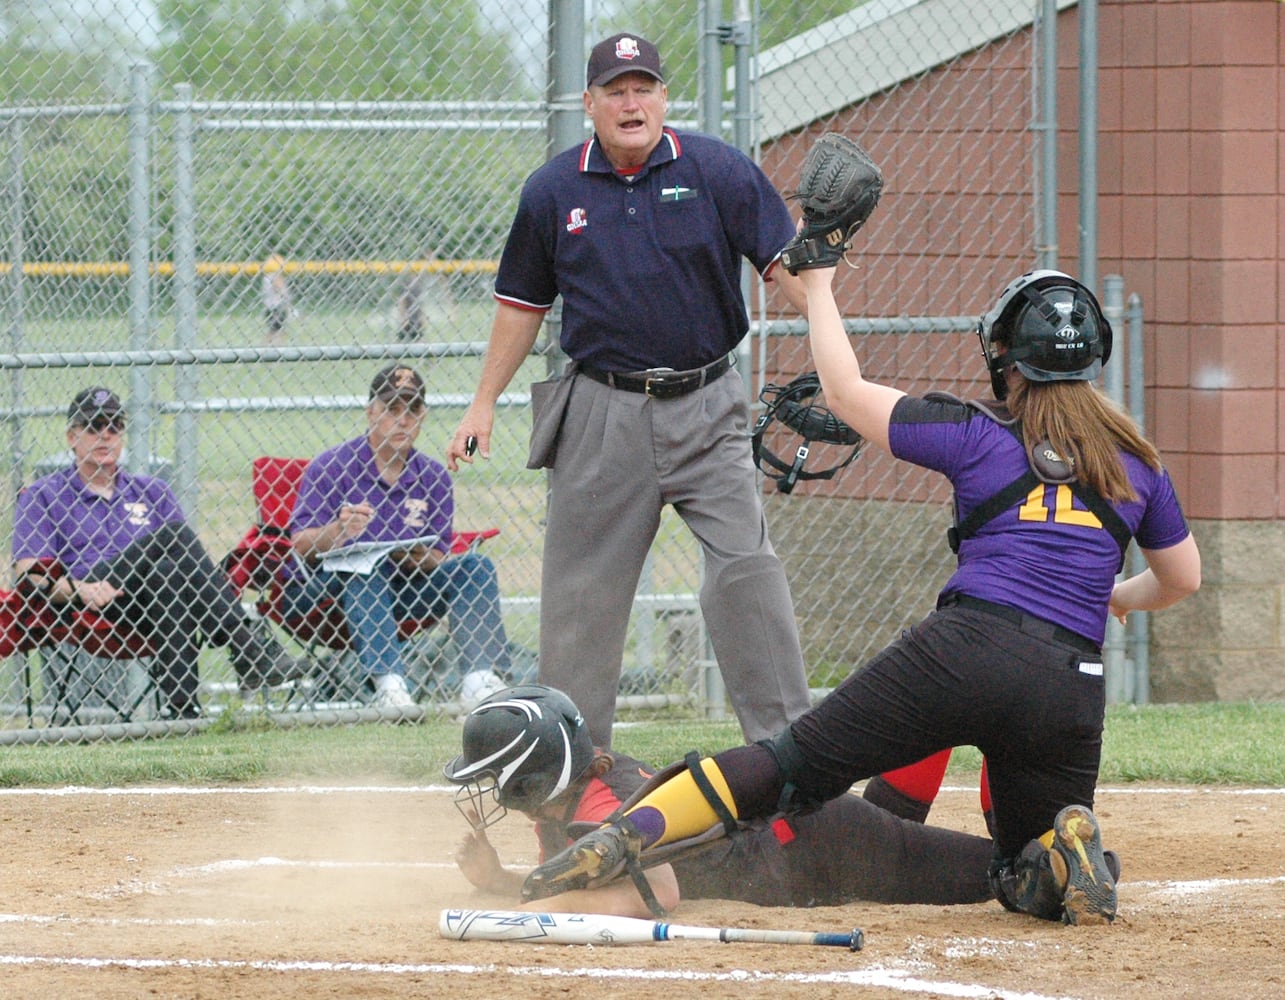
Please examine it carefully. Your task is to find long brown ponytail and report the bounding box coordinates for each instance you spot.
[1006,378,1160,502]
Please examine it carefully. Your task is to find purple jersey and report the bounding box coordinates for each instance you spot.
[494,128,796,372]
[889,395,1189,645]
[286,436,454,578]
[12,466,186,579]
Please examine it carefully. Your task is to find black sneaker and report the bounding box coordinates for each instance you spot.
[1050,805,1117,925]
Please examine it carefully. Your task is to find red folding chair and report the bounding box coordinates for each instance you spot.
[7,559,161,726]
[223,456,499,702]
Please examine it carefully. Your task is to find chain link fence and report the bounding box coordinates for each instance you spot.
[2,0,1052,743]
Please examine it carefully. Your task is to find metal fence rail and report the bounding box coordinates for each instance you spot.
[0,0,1101,743]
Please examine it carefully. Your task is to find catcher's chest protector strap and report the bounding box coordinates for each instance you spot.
[929,392,1131,570]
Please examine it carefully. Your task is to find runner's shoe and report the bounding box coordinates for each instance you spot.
[521,824,642,900]
[1049,804,1117,925]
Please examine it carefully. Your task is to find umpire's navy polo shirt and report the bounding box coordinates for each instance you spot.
[494,128,796,373]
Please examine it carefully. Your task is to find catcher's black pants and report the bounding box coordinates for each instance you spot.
[720,603,1105,863]
[84,521,257,715]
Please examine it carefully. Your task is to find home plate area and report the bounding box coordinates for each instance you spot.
[0,782,1280,999]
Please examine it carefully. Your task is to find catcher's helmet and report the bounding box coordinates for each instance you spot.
[978,270,1112,399]
[442,684,594,829]
[751,372,863,494]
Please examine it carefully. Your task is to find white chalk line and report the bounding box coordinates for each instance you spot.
[0,913,268,929]
[0,782,1280,798]
[1132,874,1285,897]
[18,855,1279,905]
[77,856,461,901]
[175,857,457,876]
[0,784,445,797]
[0,953,1083,999]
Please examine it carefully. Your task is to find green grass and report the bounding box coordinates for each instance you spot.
[1,702,1281,789]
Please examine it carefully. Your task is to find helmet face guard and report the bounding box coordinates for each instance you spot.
[977,269,1113,399]
[751,372,864,494]
[442,684,594,830]
[450,772,509,832]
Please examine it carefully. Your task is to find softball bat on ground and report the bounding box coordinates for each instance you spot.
[440,908,864,950]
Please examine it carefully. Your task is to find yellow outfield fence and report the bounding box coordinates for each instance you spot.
[0,259,498,279]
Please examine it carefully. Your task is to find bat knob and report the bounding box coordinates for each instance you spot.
[849,928,864,952]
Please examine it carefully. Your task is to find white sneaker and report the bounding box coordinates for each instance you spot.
[459,670,507,711]
[373,673,416,710]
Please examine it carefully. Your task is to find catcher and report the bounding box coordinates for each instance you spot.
[444,685,996,919]
[520,253,1199,925]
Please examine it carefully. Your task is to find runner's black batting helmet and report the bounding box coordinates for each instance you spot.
[978,270,1112,399]
[443,684,595,829]
[752,372,863,494]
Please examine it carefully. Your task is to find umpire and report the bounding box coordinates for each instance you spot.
[447,32,813,748]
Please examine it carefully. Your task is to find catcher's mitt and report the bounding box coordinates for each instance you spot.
[780,133,883,275]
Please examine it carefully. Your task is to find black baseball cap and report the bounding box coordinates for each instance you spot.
[369,364,426,405]
[587,33,665,88]
[67,387,124,426]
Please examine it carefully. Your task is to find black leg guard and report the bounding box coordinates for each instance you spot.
[761,730,829,815]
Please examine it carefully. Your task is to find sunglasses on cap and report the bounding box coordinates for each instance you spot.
[76,416,126,434]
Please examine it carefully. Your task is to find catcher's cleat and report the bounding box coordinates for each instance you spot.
[520,824,642,901]
[1049,804,1117,925]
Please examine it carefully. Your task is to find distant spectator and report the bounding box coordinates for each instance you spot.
[396,270,427,343]
[263,253,291,344]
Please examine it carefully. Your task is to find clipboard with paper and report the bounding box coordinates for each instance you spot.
[318,535,440,575]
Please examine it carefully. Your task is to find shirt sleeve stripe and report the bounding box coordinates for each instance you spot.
[493,292,553,312]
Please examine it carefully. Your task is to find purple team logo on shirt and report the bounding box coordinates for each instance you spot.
[404,498,429,529]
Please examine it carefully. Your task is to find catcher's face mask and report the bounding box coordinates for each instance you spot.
[751,373,863,494]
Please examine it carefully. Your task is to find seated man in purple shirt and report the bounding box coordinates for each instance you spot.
[282,364,511,711]
[12,387,307,719]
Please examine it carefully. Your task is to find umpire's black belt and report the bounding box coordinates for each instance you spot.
[938,592,1101,656]
[580,355,732,399]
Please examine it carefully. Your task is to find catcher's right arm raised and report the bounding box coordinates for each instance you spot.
[780,133,884,275]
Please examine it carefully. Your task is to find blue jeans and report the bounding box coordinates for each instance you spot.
[280,552,510,684]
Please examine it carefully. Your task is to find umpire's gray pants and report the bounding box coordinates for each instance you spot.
[539,369,812,748]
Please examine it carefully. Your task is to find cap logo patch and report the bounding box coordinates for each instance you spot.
[615,37,642,61]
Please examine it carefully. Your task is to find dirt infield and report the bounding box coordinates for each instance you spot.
[1,777,1281,999]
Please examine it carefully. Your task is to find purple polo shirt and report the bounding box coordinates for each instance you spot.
[888,394,1190,646]
[494,128,797,372]
[286,436,454,578]
[12,465,186,579]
